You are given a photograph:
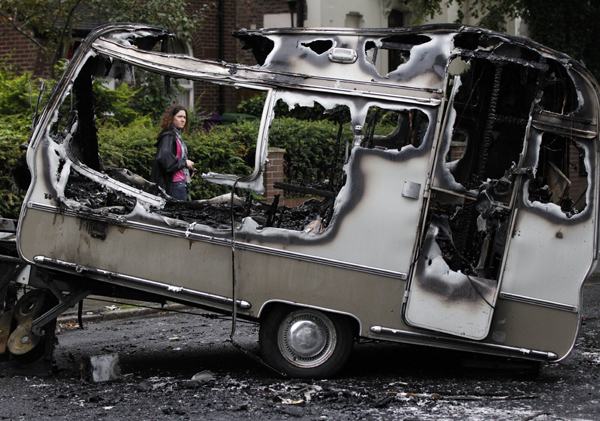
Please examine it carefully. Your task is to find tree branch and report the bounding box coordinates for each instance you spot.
[0,10,51,63]
[51,0,84,70]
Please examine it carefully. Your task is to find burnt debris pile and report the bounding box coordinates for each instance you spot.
[65,174,333,232]
[157,196,330,231]
[65,175,136,215]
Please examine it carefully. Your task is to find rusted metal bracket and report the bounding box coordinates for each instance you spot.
[30,288,91,335]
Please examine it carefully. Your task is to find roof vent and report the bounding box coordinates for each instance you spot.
[328,48,357,64]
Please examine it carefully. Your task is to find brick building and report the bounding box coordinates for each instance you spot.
[0,22,52,78]
[0,1,300,113]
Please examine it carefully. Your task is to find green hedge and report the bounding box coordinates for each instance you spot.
[186,117,352,198]
[0,115,30,217]
[98,116,158,177]
[0,69,37,117]
[0,113,363,218]
[185,122,256,199]
[0,66,383,217]
[266,117,351,183]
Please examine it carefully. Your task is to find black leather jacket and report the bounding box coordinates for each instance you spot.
[150,130,186,195]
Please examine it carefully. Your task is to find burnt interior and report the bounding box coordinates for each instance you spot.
[55,56,435,235]
[64,174,136,215]
[157,197,327,231]
[52,57,352,233]
[528,134,588,213]
[424,47,587,281]
[449,59,536,189]
[64,172,327,230]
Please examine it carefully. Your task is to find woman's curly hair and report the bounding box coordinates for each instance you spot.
[158,104,189,134]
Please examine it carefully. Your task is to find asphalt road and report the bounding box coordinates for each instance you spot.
[1,279,600,420]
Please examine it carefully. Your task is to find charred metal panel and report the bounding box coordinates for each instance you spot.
[234,28,454,92]
[403,24,599,342]
[406,217,497,340]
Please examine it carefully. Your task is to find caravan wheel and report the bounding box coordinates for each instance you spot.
[259,305,353,378]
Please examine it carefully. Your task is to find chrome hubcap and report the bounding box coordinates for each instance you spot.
[278,309,337,368]
[288,320,326,357]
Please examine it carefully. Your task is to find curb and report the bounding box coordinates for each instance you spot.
[57,303,191,325]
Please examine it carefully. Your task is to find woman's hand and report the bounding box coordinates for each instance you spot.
[186,159,194,169]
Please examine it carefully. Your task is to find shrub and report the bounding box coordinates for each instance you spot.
[93,81,140,126]
[0,115,29,218]
[185,122,256,199]
[237,92,266,117]
[98,116,158,178]
[186,117,352,187]
[0,115,31,145]
[266,117,352,184]
[0,68,37,117]
[0,143,24,218]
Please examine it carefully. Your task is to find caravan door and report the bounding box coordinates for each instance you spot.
[404,57,537,339]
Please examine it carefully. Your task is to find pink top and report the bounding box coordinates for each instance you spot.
[172,139,185,182]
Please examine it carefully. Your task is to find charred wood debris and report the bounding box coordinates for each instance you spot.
[64,174,335,232]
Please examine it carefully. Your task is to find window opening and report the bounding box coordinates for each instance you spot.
[528,134,588,215]
[362,106,428,150]
[364,41,377,64]
[366,34,430,75]
[446,58,535,190]
[539,61,579,115]
[301,40,334,55]
[265,98,353,231]
[55,57,365,234]
[381,34,430,74]
[233,33,275,66]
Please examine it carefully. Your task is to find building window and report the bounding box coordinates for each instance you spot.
[345,12,363,28]
[170,39,195,111]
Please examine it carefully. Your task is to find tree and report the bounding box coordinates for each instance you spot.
[0,0,210,78]
[411,0,600,82]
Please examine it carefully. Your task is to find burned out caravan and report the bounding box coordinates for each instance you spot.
[2,23,599,378]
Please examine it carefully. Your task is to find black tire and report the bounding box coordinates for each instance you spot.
[259,305,353,379]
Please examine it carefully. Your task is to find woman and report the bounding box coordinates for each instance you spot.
[151,104,195,201]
